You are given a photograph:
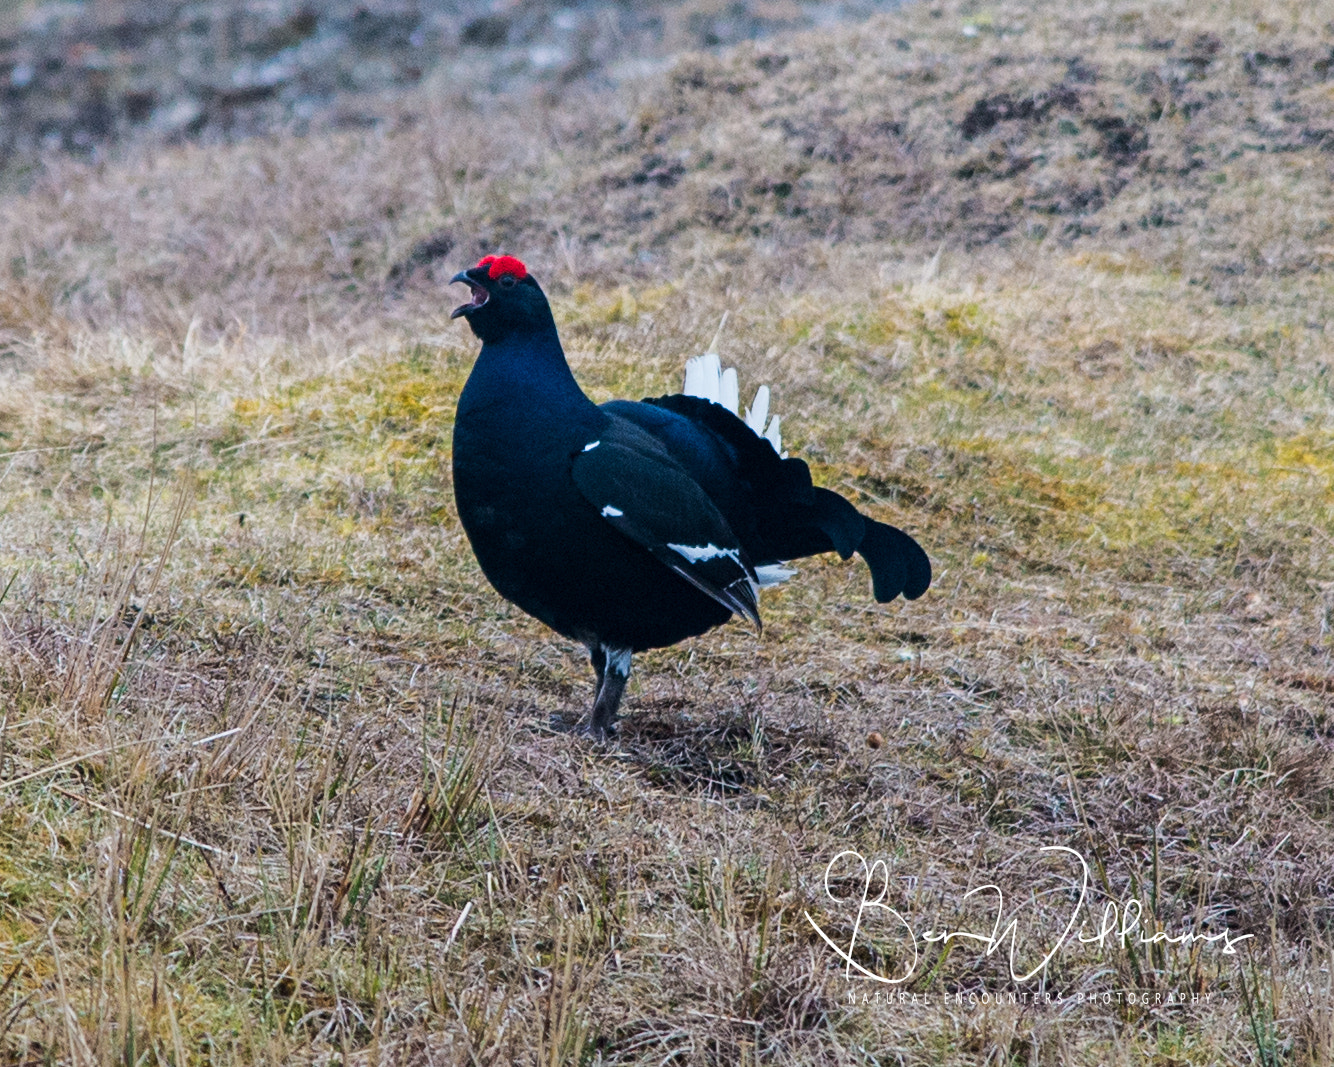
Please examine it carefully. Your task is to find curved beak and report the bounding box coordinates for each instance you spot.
[450,270,490,318]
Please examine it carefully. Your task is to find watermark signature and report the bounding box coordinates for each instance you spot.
[805,846,1253,985]
[844,987,1220,1009]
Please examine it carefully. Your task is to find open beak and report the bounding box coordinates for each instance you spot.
[450,270,489,318]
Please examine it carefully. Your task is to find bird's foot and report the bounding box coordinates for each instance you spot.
[584,645,630,742]
[580,719,619,742]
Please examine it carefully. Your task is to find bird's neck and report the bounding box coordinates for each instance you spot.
[458,327,596,429]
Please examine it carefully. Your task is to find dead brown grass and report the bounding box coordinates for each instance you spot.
[1,0,1332,1063]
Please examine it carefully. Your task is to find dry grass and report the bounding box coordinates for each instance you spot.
[1,0,1333,1063]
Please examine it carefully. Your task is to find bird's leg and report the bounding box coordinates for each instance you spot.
[588,645,607,692]
[586,645,631,739]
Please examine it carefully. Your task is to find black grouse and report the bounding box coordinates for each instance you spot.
[450,255,931,737]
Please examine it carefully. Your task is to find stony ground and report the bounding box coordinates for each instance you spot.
[0,0,901,178]
[0,0,1332,1063]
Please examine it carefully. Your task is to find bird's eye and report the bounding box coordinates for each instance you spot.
[498,274,517,289]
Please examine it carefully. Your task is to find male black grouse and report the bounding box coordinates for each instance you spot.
[450,255,930,737]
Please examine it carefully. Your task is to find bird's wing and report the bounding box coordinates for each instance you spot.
[570,420,761,628]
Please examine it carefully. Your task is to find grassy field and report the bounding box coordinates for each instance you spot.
[1,0,1333,1062]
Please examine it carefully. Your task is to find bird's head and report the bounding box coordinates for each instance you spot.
[450,255,551,343]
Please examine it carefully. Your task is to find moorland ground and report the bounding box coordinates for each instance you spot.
[1,0,1333,1063]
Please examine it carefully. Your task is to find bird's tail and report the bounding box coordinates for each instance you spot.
[680,349,931,604]
[684,352,783,455]
[857,518,933,602]
[808,487,931,603]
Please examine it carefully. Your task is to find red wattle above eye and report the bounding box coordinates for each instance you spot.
[476,254,528,281]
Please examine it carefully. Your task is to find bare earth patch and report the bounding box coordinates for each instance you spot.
[0,0,1332,1063]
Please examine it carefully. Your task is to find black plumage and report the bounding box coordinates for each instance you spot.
[450,255,930,737]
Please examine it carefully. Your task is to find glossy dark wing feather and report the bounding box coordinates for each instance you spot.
[569,418,761,627]
[621,393,932,604]
[638,393,816,500]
